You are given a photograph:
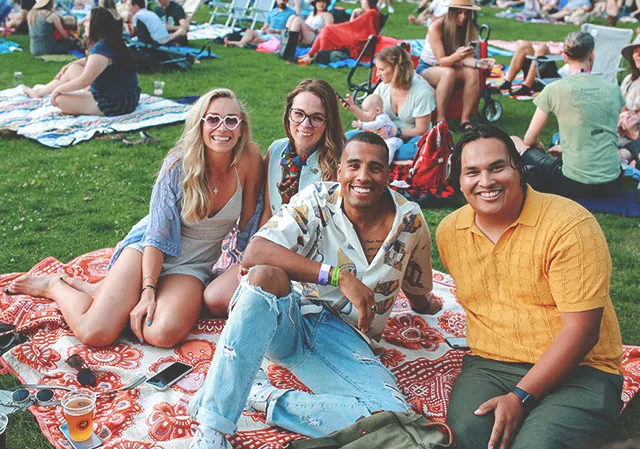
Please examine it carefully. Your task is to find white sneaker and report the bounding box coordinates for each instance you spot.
[188,426,232,449]
[245,369,278,413]
[388,5,395,12]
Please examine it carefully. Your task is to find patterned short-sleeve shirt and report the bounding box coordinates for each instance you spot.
[255,182,433,340]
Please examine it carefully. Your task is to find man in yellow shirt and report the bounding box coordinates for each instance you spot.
[436,124,623,449]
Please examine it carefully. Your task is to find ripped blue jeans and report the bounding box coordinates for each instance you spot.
[191,277,410,437]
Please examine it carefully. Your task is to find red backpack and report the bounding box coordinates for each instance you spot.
[391,122,456,206]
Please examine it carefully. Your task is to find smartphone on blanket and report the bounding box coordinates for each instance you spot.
[445,337,469,350]
[59,424,102,449]
[146,362,193,390]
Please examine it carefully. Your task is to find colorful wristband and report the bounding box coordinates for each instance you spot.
[318,263,332,286]
[330,267,341,287]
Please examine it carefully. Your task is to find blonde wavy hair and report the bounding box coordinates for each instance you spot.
[168,88,251,223]
[283,79,344,182]
[375,45,414,90]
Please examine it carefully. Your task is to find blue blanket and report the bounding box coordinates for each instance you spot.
[0,40,20,54]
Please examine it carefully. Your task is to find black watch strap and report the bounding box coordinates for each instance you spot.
[512,387,536,411]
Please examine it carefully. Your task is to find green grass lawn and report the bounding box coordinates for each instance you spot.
[0,4,638,447]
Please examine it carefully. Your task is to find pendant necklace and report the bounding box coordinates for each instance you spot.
[211,166,231,195]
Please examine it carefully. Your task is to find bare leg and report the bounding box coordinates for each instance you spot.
[458,66,480,124]
[142,274,204,348]
[54,91,102,116]
[550,8,571,20]
[60,275,103,297]
[225,29,262,48]
[7,248,143,347]
[203,265,240,317]
[23,62,84,98]
[521,43,549,88]
[287,16,316,44]
[422,66,456,122]
[505,41,534,83]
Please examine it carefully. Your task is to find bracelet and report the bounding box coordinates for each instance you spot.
[474,60,480,69]
[141,284,156,294]
[330,267,341,287]
[318,263,332,286]
[395,127,402,138]
[143,275,157,284]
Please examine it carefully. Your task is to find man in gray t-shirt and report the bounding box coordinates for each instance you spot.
[518,31,623,199]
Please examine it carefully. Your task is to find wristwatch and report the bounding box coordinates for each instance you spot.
[511,387,536,412]
[395,128,402,138]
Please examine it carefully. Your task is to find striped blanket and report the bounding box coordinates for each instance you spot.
[0,249,639,448]
[0,87,189,148]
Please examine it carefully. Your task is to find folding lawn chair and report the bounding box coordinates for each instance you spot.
[183,0,203,20]
[528,24,633,87]
[208,0,238,24]
[248,0,276,28]
[127,40,196,72]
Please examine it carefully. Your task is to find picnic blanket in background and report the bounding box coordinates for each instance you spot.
[488,39,564,55]
[187,23,239,41]
[0,39,20,54]
[0,87,189,148]
[0,249,639,449]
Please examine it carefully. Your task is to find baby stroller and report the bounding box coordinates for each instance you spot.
[346,24,503,123]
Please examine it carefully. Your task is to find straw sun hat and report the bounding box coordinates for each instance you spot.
[621,35,640,64]
[447,0,481,11]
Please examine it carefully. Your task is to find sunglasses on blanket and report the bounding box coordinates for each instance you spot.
[66,354,97,387]
[201,114,243,131]
[11,388,56,407]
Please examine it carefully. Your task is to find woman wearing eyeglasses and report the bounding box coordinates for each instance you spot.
[204,78,344,317]
[6,88,264,348]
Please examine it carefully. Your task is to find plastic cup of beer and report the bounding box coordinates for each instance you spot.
[61,389,96,442]
[153,80,165,96]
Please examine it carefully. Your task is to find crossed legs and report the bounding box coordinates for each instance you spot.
[23,61,102,116]
[7,248,204,348]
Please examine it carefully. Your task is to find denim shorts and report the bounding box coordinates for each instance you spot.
[416,59,434,75]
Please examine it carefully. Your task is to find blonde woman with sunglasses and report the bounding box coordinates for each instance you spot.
[6,89,264,348]
[204,78,344,317]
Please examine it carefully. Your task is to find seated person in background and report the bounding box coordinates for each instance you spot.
[440,124,624,449]
[6,0,36,33]
[284,0,333,46]
[154,0,189,46]
[520,31,623,199]
[549,0,592,20]
[126,0,170,45]
[224,0,296,48]
[419,0,495,128]
[23,7,140,116]
[344,45,434,161]
[351,0,378,21]
[351,94,403,164]
[408,0,448,27]
[27,0,72,56]
[618,37,640,168]
[498,41,558,96]
[188,132,440,449]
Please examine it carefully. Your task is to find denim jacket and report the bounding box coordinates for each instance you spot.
[108,154,263,270]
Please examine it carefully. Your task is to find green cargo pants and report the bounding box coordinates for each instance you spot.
[446,355,623,449]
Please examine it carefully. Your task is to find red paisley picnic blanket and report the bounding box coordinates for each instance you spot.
[0,249,638,449]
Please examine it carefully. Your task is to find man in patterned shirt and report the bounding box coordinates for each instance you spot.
[189,132,440,449]
[437,125,623,449]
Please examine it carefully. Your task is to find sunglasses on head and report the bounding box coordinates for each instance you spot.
[201,114,243,131]
[66,354,97,387]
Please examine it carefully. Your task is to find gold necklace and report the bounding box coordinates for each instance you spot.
[211,166,232,195]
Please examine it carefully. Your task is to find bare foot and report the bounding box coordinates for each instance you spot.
[5,274,62,298]
[60,275,102,297]
[23,87,39,98]
[408,14,417,24]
